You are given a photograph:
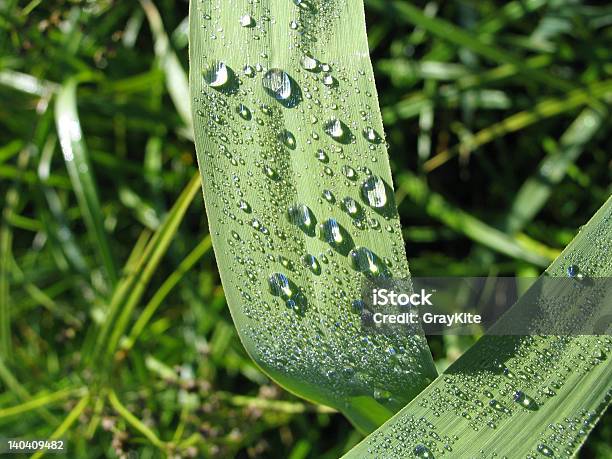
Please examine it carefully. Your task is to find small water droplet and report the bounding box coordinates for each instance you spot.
[238,199,251,213]
[324,118,344,140]
[322,189,335,203]
[289,20,299,30]
[237,104,251,120]
[262,68,292,101]
[414,444,433,458]
[268,272,293,299]
[203,61,229,88]
[239,14,254,27]
[302,254,321,274]
[361,175,388,208]
[349,247,381,276]
[342,197,359,216]
[513,390,538,410]
[342,165,356,179]
[537,444,554,457]
[280,130,296,149]
[352,299,365,313]
[316,149,328,162]
[243,65,255,77]
[301,54,319,71]
[363,126,381,143]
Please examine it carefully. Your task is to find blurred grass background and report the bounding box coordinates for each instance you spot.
[0,0,610,457]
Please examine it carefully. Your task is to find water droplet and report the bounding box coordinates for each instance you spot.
[361,175,388,208]
[352,299,365,313]
[322,190,335,203]
[268,272,293,299]
[203,61,229,88]
[288,204,313,229]
[237,104,251,120]
[243,65,255,77]
[320,218,343,245]
[567,264,579,278]
[289,20,299,30]
[238,199,251,213]
[342,165,356,179]
[363,126,381,143]
[537,444,554,457]
[302,254,321,274]
[414,444,433,458]
[342,197,359,216]
[513,390,539,410]
[349,247,381,276]
[262,68,292,101]
[316,149,328,162]
[239,14,254,27]
[324,118,344,140]
[280,130,296,149]
[301,54,319,71]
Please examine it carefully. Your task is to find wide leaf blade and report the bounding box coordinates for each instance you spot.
[344,196,612,457]
[189,0,436,432]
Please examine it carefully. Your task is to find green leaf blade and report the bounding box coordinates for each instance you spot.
[344,197,612,457]
[189,0,436,431]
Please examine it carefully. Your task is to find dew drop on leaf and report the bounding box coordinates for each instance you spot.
[349,247,380,276]
[320,218,343,245]
[262,68,292,101]
[239,14,254,27]
[361,175,387,208]
[268,272,293,299]
[301,54,319,71]
[324,118,344,140]
[203,61,229,88]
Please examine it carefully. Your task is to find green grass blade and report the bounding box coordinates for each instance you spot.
[30,393,90,459]
[55,78,118,287]
[383,1,575,93]
[88,173,201,367]
[108,390,165,450]
[396,171,559,266]
[140,0,193,136]
[424,79,612,171]
[504,108,605,233]
[0,386,80,420]
[121,234,212,352]
[344,197,612,458]
[189,0,437,433]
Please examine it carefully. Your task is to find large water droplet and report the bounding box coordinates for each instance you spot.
[324,118,344,140]
[268,272,293,299]
[203,61,229,88]
[262,68,292,101]
[320,218,343,245]
[288,204,313,229]
[361,175,388,208]
[349,247,381,276]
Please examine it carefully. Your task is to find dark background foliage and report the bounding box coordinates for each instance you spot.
[0,0,609,457]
